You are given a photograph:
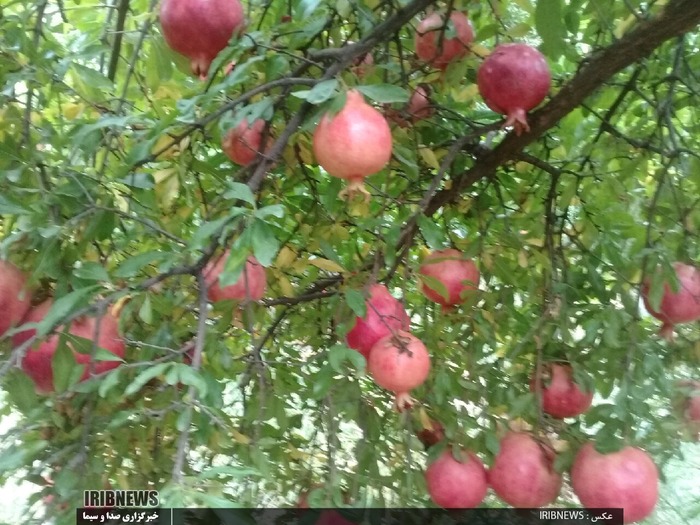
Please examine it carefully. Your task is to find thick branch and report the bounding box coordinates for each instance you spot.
[421,0,700,221]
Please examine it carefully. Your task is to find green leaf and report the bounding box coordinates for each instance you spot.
[250,220,279,267]
[124,363,170,397]
[175,364,208,398]
[139,295,153,324]
[535,0,567,60]
[52,337,82,393]
[345,289,367,317]
[113,251,171,278]
[416,214,446,250]
[356,84,409,104]
[73,262,110,282]
[37,286,100,337]
[223,182,256,206]
[254,204,285,220]
[292,79,338,104]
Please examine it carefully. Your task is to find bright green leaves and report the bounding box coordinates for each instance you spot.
[535,0,568,60]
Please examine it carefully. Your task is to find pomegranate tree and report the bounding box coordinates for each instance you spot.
[345,284,410,360]
[160,0,246,78]
[477,43,551,135]
[489,432,562,507]
[312,90,392,201]
[367,331,430,411]
[419,248,479,309]
[530,363,594,418]
[642,262,700,340]
[222,119,271,166]
[414,11,474,69]
[425,449,488,508]
[0,259,31,338]
[15,300,126,394]
[203,251,267,303]
[571,443,659,524]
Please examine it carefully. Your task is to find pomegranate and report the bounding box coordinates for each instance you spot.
[222,119,271,166]
[419,249,479,309]
[345,284,410,360]
[203,251,267,303]
[530,363,594,418]
[675,380,700,440]
[425,449,488,508]
[312,90,392,201]
[160,0,246,78]
[367,331,430,411]
[571,443,659,524]
[641,262,700,340]
[414,11,474,69]
[416,417,445,449]
[477,43,551,135]
[387,85,434,128]
[0,259,31,338]
[488,432,562,507]
[15,300,126,394]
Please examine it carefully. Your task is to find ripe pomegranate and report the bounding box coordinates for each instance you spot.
[425,449,488,508]
[15,300,126,394]
[312,90,393,202]
[160,0,246,78]
[641,262,700,341]
[367,331,430,411]
[222,119,271,167]
[0,259,31,338]
[571,443,659,524]
[415,11,474,69]
[419,249,479,309]
[203,251,267,303]
[488,432,562,507]
[530,363,594,418]
[416,417,445,449]
[345,284,410,360]
[477,43,551,135]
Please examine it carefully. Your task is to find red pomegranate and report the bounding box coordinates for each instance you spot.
[312,90,393,201]
[367,331,430,411]
[571,443,659,524]
[203,251,267,303]
[425,449,488,508]
[642,262,700,340]
[530,363,594,418]
[15,300,125,394]
[489,432,562,507]
[222,119,271,166]
[477,43,551,135]
[0,259,31,338]
[419,249,479,309]
[160,0,246,78]
[345,284,410,360]
[416,417,445,449]
[415,11,474,69]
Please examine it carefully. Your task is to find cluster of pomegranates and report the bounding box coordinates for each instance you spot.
[0,260,125,394]
[345,249,479,411]
[0,248,267,395]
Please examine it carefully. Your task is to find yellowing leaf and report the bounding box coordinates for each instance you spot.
[614,14,637,39]
[482,310,495,326]
[518,250,528,268]
[231,429,251,445]
[419,147,441,170]
[451,84,479,103]
[470,44,491,59]
[153,168,180,208]
[309,258,345,273]
[276,246,298,269]
[277,274,295,297]
[63,103,86,120]
[288,446,310,461]
[515,161,530,174]
[110,295,132,318]
[418,407,433,430]
[526,238,545,247]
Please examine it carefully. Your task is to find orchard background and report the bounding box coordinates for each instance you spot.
[1,0,700,524]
